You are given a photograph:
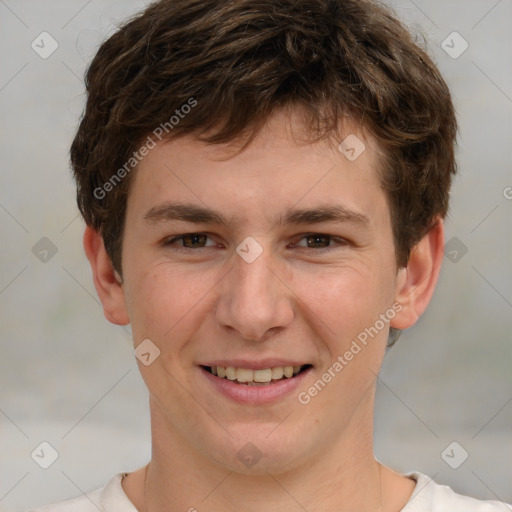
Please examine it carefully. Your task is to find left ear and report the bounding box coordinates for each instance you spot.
[390,217,445,330]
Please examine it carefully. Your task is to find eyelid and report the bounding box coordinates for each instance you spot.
[290,232,350,249]
[162,232,350,250]
[162,232,218,247]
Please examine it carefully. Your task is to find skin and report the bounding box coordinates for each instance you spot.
[85,108,444,512]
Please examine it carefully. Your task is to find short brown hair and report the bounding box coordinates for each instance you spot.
[71,0,457,345]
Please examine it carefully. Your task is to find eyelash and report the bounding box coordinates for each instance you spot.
[162,232,349,252]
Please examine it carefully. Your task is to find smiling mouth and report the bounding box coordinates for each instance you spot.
[201,364,312,385]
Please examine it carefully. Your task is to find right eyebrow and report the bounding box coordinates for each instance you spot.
[144,202,231,226]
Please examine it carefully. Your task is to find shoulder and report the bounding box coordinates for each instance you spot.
[26,473,137,512]
[404,472,512,512]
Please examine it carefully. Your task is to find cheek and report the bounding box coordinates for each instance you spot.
[123,246,396,358]
[123,262,219,350]
[292,264,392,338]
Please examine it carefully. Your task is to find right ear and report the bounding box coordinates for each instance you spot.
[83,226,130,326]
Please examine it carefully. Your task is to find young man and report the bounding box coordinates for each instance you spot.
[31,0,511,510]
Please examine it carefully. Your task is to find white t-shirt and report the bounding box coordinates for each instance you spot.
[28,471,511,512]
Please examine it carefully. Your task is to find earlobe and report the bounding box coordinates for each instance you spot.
[83,226,130,326]
[390,218,445,330]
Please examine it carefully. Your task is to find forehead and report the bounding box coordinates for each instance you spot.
[126,109,388,227]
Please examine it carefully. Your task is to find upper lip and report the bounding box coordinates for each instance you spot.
[199,359,311,370]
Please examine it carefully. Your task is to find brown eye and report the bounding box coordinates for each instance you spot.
[163,233,216,250]
[291,233,350,250]
[305,234,331,248]
[181,233,208,248]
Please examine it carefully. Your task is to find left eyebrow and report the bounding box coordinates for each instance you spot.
[143,201,371,229]
[278,205,370,228]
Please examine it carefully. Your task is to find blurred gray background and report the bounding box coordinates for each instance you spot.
[0,0,511,510]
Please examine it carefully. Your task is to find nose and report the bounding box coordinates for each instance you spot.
[214,242,294,341]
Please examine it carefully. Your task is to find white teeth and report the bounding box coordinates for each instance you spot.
[271,367,284,379]
[236,368,253,382]
[253,369,272,383]
[225,367,237,380]
[208,364,305,383]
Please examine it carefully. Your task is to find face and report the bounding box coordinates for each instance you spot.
[93,109,436,475]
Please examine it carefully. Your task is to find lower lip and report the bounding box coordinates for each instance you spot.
[200,366,312,405]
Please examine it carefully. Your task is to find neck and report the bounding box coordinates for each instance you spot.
[124,388,415,512]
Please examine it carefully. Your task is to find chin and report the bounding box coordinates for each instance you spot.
[205,430,310,476]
